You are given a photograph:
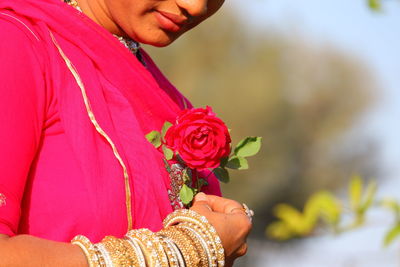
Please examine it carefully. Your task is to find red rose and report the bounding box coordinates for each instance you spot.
[164,106,231,169]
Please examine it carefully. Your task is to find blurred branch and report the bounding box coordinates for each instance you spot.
[266,175,400,247]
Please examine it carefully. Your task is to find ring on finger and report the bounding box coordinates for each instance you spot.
[242,203,254,221]
[229,203,254,222]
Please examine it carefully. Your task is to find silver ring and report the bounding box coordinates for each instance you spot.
[242,203,254,221]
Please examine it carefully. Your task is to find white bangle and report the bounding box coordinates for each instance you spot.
[95,243,113,267]
[179,225,212,267]
[125,236,147,267]
[165,236,186,267]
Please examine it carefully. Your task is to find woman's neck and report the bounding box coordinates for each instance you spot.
[65,0,125,36]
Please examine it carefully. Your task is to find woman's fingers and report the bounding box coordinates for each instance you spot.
[200,194,243,214]
[191,193,213,215]
[235,243,248,257]
[191,193,252,262]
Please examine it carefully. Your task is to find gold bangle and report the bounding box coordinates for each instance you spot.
[126,228,169,267]
[177,224,210,267]
[101,236,125,266]
[95,243,113,267]
[159,227,201,266]
[164,235,186,267]
[101,236,138,267]
[179,221,217,267]
[158,234,179,267]
[71,235,100,267]
[164,209,225,267]
[124,236,146,267]
[92,244,107,267]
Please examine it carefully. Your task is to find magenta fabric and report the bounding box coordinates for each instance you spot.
[0,0,221,243]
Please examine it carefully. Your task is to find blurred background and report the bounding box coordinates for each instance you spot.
[146,0,400,266]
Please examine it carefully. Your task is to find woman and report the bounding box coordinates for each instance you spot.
[0,0,252,266]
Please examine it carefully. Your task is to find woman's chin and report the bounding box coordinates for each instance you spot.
[132,30,180,47]
[141,37,177,48]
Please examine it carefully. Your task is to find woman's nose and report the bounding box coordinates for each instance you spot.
[176,0,208,17]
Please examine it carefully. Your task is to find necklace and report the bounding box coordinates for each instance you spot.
[64,0,145,64]
[114,35,141,55]
[64,0,82,12]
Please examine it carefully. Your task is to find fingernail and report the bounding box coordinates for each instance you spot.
[195,192,207,201]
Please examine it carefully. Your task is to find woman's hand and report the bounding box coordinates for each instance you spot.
[190,193,252,267]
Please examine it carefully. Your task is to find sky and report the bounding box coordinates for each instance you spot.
[226,0,400,266]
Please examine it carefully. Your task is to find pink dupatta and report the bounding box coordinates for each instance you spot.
[0,0,220,241]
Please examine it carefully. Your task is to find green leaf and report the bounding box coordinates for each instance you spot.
[384,225,400,247]
[197,178,209,188]
[213,167,230,183]
[176,154,185,166]
[305,191,341,226]
[349,175,362,211]
[234,137,262,158]
[368,0,381,11]
[162,146,174,160]
[161,121,173,139]
[380,198,400,222]
[226,156,249,170]
[273,204,309,235]
[145,131,161,148]
[266,221,294,241]
[360,180,377,214]
[179,184,195,205]
[380,198,400,213]
[163,159,171,173]
[220,157,229,168]
[182,168,192,183]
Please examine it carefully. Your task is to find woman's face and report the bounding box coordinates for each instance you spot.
[88,0,225,46]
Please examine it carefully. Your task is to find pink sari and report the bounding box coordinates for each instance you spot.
[0,0,220,242]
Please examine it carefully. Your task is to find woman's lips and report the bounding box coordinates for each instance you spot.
[154,11,187,32]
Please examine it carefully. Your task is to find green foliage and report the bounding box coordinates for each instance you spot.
[349,175,362,211]
[348,175,377,226]
[266,176,400,248]
[380,198,400,246]
[145,131,161,148]
[361,180,377,213]
[220,157,229,168]
[234,137,262,158]
[213,167,230,183]
[265,221,293,241]
[162,146,174,160]
[367,0,400,11]
[147,123,175,160]
[226,156,249,170]
[197,178,209,188]
[225,137,262,170]
[161,121,173,140]
[182,168,192,183]
[368,0,382,11]
[380,198,400,221]
[384,225,400,247]
[305,192,341,227]
[266,191,340,240]
[179,184,195,205]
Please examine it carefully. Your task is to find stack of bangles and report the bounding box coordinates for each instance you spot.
[72,209,247,267]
